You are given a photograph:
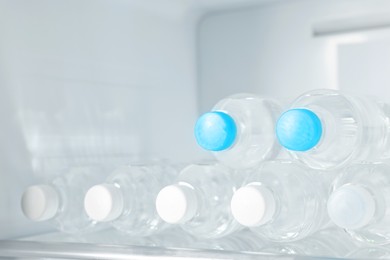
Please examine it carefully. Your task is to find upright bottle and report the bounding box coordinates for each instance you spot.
[155,163,242,239]
[194,93,282,169]
[230,161,329,242]
[21,166,107,234]
[276,89,390,170]
[84,163,176,236]
[327,162,390,245]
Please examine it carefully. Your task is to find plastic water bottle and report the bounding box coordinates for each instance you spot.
[327,162,390,245]
[155,163,242,239]
[261,228,359,257]
[193,229,266,252]
[146,227,198,248]
[230,161,329,242]
[21,166,107,234]
[194,93,282,169]
[275,89,390,170]
[84,163,177,237]
[79,227,196,248]
[347,246,390,259]
[76,228,153,246]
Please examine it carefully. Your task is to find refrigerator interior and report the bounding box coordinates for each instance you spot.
[2,0,390,259]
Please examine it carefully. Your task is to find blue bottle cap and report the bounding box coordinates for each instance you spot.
[194,111,237,151]
[276,108,322,151]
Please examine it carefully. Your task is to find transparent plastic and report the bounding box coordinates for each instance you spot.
[196,93,282,169]
[347,246,390,259]
[277,89,390,170]
[21,166,107,234]
[193,229,266,252]
[77,227,197,249]
[156,163,243,239]
[232,161,330,242]
[328,162,390,245]
[81,226,265,253]
[262,228,359,258]
[0,239,327,260]
[85,163,177,236]
[77,228,155,246]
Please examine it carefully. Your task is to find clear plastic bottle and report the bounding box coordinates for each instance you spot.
[347,246,390,259]
[275,89,390,170]
[155,163,242,239]
[146,227,198,249]
[21,166,107,234]
[77,227,153,246]
[193,229,267,252]
[230,161,329,242]
[77,227,197,248]
[327,162,390,245]
[261,228,359,258]
[84,163,177,237]
[194,93,282,169]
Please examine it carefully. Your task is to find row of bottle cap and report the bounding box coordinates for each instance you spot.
[194,89,390,170]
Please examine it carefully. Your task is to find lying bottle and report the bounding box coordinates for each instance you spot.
[327,162,390,245]
[155,163,242,239]
[275,89,390,170]
[194,93,282,169]
[84,163,177,237]
[21,166,107,234]
[230,161,329,242]
[146,227,198,248]
[261,228,359,258]
[79,227,196,248]
[347,246,390,259]
[193,229,266,252]
[76,227,152,246]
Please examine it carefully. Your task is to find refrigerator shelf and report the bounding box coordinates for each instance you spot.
[0,240,346,260]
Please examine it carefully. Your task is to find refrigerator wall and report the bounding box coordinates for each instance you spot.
[198,0,390,110]
[1,0,390,251]
[0,0,204,239]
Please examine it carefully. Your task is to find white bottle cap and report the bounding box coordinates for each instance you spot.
[327,184,376,230]
[155,185,198,224]
[231,183,276,227]
[84,184,124,222]
[21,185,59,221]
